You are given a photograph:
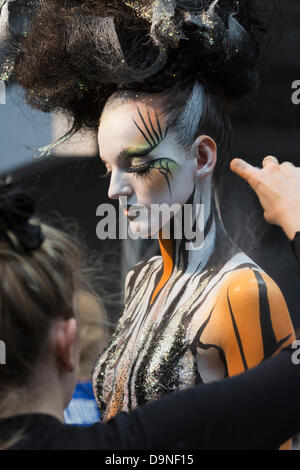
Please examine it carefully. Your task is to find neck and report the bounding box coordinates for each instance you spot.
[0,371,66,422]
[158,178,230,276]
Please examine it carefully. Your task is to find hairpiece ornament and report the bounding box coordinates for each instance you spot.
[125,0,186,47]
[123,0,256,94]
[124,0,252,63]
[0,180,44,251]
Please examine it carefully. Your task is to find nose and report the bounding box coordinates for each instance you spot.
[108,169,133,200]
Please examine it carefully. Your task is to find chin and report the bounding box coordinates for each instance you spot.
[129,221,154,239]
[129,217,174,240]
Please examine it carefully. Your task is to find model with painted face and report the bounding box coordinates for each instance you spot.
[99,99,196,238]
[93,86,295,435]
[4,0,293,449]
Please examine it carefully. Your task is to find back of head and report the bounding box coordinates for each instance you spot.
[0,183,92,398]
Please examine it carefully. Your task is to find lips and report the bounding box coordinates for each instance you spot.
[125,204,143,221]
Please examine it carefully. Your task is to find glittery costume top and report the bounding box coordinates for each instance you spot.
[93,185,295,424]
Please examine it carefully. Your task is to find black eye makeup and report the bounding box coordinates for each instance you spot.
[100,105,168,180]
[130,158,179,197]
[99,155,152,179]
[99,106,176,183]
[128,161,152,178]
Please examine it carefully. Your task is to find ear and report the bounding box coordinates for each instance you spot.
[54,318,78,373]
[191,136,217,179]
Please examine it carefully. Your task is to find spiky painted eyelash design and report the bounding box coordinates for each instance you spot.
[132,106,167,150]
[130,158,175,196]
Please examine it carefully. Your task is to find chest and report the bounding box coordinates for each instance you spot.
[93,261,230,416]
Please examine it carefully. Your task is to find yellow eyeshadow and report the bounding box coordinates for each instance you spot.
[131,157,146,166]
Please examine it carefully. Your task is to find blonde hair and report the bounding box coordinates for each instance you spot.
[76,290,109,380]
[0,220,97,393]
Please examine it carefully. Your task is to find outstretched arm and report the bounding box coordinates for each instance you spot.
[61,348,300,450]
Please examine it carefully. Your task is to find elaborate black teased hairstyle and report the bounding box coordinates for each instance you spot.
[7,0,283,125]
[3,0,285,188]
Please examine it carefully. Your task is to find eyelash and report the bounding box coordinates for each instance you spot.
[128,163,151,178]
[100,162,152,179]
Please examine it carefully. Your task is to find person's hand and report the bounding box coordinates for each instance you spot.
[230,156,300,240]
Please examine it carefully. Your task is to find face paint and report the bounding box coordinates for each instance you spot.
[128,158,179,197]
[132,106,167,151]
[98,100,195,237]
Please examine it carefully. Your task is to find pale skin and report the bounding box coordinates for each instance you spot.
[0,302,80,422]
[231,156,300,240]
[98,97,217,237]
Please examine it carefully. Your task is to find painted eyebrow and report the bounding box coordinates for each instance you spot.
[132,106,165,150]
[100,108,167,164]
[122,146,154,160]
[100,145,155,165]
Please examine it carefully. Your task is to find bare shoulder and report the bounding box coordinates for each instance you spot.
[223,267,286,304]
[215,266,294,344]
[211,265,292,327]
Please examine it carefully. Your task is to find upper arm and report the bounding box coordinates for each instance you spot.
[216,269,295,377]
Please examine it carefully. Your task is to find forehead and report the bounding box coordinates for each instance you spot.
[98,100,167,159]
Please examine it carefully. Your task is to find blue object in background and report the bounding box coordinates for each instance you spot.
[64,381,101,426]
[0,84,52,173]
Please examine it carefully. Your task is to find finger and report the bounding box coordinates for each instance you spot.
[262,155,279,167]
[230,158,261,184]
[281,161,295,168]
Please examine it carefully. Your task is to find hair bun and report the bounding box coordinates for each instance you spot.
[0,181,44,251]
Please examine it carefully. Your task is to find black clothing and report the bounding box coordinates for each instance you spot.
[292,232,300,270]
[2,236,300,450]
[0,348,300,450]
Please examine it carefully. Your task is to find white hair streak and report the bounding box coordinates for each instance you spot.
[175,81,205,147]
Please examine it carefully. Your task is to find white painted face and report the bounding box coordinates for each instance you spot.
[97,98,196,238]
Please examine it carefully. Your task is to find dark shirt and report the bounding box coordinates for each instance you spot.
[0,347,300,450]
[292,232,300,269]
[1,237,300,450]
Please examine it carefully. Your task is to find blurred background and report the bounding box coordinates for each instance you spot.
[0,0,300,329]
